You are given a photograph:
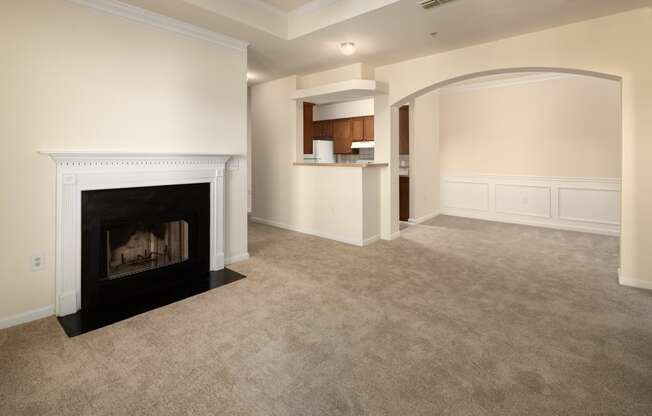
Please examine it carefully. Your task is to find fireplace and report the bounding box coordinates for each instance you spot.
[42,152,246,329]
[106,219,189,280]
[81,183,210,310]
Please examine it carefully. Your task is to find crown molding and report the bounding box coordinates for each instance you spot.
[67,0,249,51]
[243,0,288,17]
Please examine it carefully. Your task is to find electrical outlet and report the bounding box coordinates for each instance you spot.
[30,254,45,271]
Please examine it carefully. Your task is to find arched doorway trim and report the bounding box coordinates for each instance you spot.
[391,67,621,107]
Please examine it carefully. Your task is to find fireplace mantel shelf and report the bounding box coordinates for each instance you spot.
[38,150,243,158]
[39,150,242,166]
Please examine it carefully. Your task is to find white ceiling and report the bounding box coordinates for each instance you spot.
[259,0,315,12]
[119,0,652,84]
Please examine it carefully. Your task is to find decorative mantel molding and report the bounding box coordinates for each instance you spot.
[40,151,237,317]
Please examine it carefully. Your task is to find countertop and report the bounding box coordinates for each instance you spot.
[294,162,389,168]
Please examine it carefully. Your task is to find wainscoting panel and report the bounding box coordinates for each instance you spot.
[495,184,551,218]
[558,187,621,225]
[441,175,621,235]
[441,180,489,211]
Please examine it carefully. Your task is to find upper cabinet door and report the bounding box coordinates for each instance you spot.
[363,116,374,141]
[313,121,322,137]
[399,105,410,155]
[351,117,365,141]
[333,118,353,154]
[321,120,333,137]
[303,102,315,154]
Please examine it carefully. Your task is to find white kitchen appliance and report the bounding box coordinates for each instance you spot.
[304,139,335,163]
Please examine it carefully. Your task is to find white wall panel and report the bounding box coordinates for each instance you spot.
[441,175,621,235]
[559,188,621,225]
[495,184,551,218]
[442,181,489,211]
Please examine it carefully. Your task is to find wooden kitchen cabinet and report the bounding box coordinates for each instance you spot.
[321,120,333,137]
[314,120,333,138]
[399,176,410,221]
[399,105,409,155]
[363,116,374,140]
[333,118,353,154]
[351,117,365,141]
[303,102,315,154]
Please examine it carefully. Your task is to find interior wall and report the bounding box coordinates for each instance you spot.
[410,91,441,222]
[0,0,248,323]
[439,75,622,178]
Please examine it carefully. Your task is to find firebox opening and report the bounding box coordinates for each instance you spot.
[106,220,189,280]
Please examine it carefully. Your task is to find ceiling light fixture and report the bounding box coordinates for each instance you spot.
[340,42,356,56]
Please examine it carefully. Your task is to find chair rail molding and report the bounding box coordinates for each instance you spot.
[39,151,237,317]
[440,174,621,236]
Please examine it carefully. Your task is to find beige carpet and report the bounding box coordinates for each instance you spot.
[2,216,652,415]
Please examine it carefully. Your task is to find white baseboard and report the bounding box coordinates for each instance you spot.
[225,253,250,265]
[250,217,366,247]
[387,230,401,241]
[0,305,54,330]
[408,211,440,225]
[618,268,652,290]
[441,209,620,236]
[362,235,380,246]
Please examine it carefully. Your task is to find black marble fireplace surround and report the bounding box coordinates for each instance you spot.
[58,183,245,337]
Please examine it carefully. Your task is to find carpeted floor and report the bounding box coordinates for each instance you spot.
[2,216,652,415]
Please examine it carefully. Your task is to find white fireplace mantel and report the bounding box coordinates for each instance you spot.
[39,150,238,317]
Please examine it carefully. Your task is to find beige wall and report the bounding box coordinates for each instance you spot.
[410,91,441,221]
[0,0,248,322]
[439,75,622,178]
[374,8,652,288]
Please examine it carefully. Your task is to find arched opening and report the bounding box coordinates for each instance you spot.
[389,67,623,262]
[391,67,621,108]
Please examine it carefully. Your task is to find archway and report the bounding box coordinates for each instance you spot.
[387,66,623,257]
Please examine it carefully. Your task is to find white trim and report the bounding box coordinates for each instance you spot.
[0,306,54,330]
[250,217,367,247]
[387,230,402,241]
[618,268,652,290]
[443,174,621,184]
[242,0,287,16]
[225,253,251,265]
[67,0,249,51]
[362,235,381,246]
[408,211,440,224]
[440,210,620,236]
[291,0,338,16]
[441,175,621,236]
[40,151,234,317]
[494,184,552,219]
[557,187,621,226]
[440,73,578,94]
